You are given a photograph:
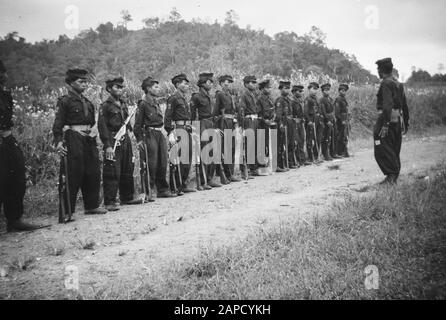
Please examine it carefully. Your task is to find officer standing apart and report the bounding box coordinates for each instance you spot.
[291,85,312,166]
[0,60,42,232]
[334,83,350,158]
[53,69,107,218]
[374,58,409,184]
[134,76,177,198]
[238,75,259,177]
[98,77,142,212]
[274,81,291,172]
[319,83,340,161]
[165,73,197,195]
[190,73,222,189]
[215,75,241,183]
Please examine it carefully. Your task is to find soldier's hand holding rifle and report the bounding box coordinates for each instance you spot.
[105,147,115,161]
[56,141,68,157]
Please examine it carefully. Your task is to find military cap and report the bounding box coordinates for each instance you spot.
[0,60,6,73]
[218,75,234,83]
[321,83,331,91]
[278,81,291,89]
[171,73,189,86]
[105,76,124,89]
[141,76,159,90]
[338,83,349,91]
[65,68,88,84]
[376,57,393,73]
[291,84,304,92]
[258,79,271,90]
[197,72,214,86]
[243,75,257,83]
[308,82,320,89]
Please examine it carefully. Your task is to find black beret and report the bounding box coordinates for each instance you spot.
[171,73,189,86]
[65,68,88,84]
[376,57,392,67]
[218,75,234,83]
[141,76,159,90]
[292,85,304,92]
[0,60,6,73]
[308,82,320,89]
[197,72,214,86]
[321,83,331,90]
[105,76,124,89]
[338,83,349,91]
[258,79,271,90]
[279,81,291,89]
[243,75,257,83]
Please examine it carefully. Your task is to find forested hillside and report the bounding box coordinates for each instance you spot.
[0,11,378,92]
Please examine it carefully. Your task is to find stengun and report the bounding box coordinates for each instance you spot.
[58,132,72,224]
[112,107,137,155]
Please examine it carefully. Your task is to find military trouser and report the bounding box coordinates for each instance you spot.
[241,117,259,172]
[169,125,192,192]
[305,123,318,162]
[102,134,135,205]
[316,118,324,159]
[199,119,216,185]
[295,120,307,164]
[0,135,25,223]
[59,130,101,214]
[374,114,402,177]
[277,120,287,169]
[215,117,237,179]
[259,119,277,169]
[140,129,170,194]
[337,121,349,156]
[322,120,335,159]
[286,118,297,167]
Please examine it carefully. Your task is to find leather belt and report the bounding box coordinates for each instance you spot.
[69,125,92,135]
[174,120,191,126]
[223,114,235,119]
[147,126,163,131]
[245,114,258,119]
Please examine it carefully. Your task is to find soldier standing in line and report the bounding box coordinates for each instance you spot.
[164,73,197,195]
[238,75,259,178]
[291,85,312,166]
[53,69,107,218]
[0,60,43,232]
[304,82,322,163]
[190,73,222,189]
[134,76,177,198]
[257,79,277,173]
[98,77,142,212]
[335,83,350,158]
[215,75,241,183]
[374,58,409,184]
[319,83,341,161]
[274,81,291,172]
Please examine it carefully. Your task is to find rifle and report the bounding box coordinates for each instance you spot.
[140,134,153,202]
[168,135,182,193]
[112,107,137,156]
[292,119,299,166]
[58,138,72,223]
[284,122,289,169]
[194,110,207,188]
[240,107,249,181]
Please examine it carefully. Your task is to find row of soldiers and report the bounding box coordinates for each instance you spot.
[53,70,352,218]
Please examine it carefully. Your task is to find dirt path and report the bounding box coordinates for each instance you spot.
[1,135,446,299]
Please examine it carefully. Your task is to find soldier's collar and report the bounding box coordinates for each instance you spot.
[68,86,86,101]
[106,95,124,106]
[144,93,157,105]
[199,87,210,98]
[175,90,186,99]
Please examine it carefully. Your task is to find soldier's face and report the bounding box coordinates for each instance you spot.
[203,80,213,91]
[294,89,303,98]
[281,87,290,96]
[246,81,257,90]
[339,89,346,96]
[71,78,88,93]
[148,83,161,96]
[221,80,231,90]
[177,80,189,93]
[309,87,318,95]
[322,89,330,96]
[109,84,124,98]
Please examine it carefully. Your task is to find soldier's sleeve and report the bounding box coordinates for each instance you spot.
[4,91,14,128]
[164,96,174,134]
[334,98,340,120]
[381,81,393,125]
[257,97,264,118]
[52,97,67,146]
[98,103,112,149]
[190,94,198,120]
[400,83,410,129]
[215,92,225,115]
[133,100,145,142]
[303,98,310,122]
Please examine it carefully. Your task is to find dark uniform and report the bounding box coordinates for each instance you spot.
[304,89,321,162]
[165,87,193,193]
[98,92,135,206]
[214,77,238,182]
[53,78,102,215]
[374,58,409,183]
[319,84,337,160]
[334,85,350,157]
[134,84,171,196]
[239,77,259,174]
[275,94,291,170]
[257,81,276,169]
[190,79,219,188]
[0,85,26,226]
[290,88,307,165]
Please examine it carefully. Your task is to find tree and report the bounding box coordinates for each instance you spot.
[224,10,239,26]
[169,7,182,22]
[304,26,326,45]
[438,63,445,74]
[143,17,160,29]
[120,10,132,28]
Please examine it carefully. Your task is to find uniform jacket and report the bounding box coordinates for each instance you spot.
[52,88,96,145]
[214,89,236,117]
[190,88,213,120]
[238,89,258,116]
[376,75,410,128]
[164,90,191,134]
[98,95,131,149]
[133,94,164,142]
[257,92,275,121]
[275,95,291,123]
[334,95,349,122]
[319,95,336,123]
[304,95,320,123]
[290,96,305,120]
[0,89,14,131]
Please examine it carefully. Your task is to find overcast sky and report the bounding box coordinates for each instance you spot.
[1,0,445,80]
